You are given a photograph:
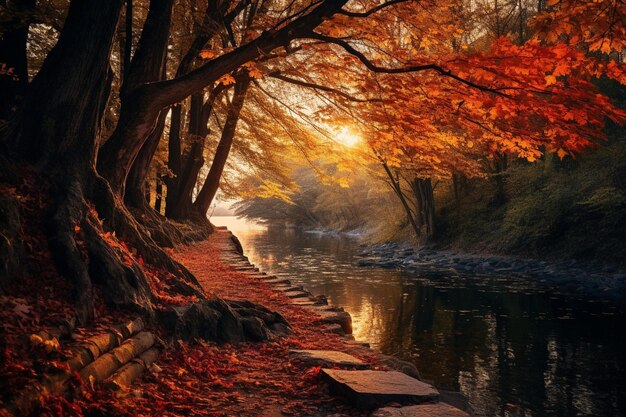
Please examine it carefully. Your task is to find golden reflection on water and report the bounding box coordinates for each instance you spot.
[210,216,626,417]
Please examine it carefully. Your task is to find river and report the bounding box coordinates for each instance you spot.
[211,216,626,417]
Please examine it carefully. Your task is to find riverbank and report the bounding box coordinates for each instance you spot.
[1,226,471,416]
[357,241,626,300]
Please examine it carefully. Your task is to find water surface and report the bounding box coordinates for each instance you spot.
[211,216,626,417]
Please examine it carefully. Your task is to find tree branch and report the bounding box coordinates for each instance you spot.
[267,72,382,103]
[338,0,411,18]
[308,33,511,97]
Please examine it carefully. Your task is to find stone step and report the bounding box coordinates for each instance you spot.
[290,298,318,306]
[370,403,470,417]
[283,290,311,299]
[321,369,439,409]
[315,310,352,334]
[323,323,346,335]
[277,285,304,293]
[234,266,258,271]
[290,350,369,369]
[262,278,291,285]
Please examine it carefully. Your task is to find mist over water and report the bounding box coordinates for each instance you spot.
[212,216,626,417]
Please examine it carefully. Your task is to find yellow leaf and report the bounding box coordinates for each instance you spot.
[545,75,557,85]
[217,74,236,86]
[557,148,568,159]
[199,50,216,60]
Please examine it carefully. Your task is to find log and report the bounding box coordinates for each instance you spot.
[68,318,144,372]
[78,331,155,383]
[106,347,160,390]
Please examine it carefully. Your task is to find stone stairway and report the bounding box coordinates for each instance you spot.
[215,228,471,416]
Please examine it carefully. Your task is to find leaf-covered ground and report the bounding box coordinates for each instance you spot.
[1,221,383,416]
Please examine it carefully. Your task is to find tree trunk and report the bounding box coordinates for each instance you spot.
[492,152,508,204]
[193,75,250,217]
[412,177,436,239]
[165,103,183,216]
[4,0,127,323]
[0,0,35,122]
[154,173,163,214]
[379,159,422,238]
[98,0,173,198]
[164,1,241,217]
[2,0,201,324]
[167,86,224,220]
[123,0,133,81]
[125,109,167,209]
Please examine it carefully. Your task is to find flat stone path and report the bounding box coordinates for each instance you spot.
[322,369,439,409]
[371,403,471,417]
[209,228,470,416]
[290,349,369,369]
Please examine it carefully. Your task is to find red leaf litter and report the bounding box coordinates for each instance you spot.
[1,222,383,416]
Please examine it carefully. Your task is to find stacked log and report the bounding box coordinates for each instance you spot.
[1,318,159,416]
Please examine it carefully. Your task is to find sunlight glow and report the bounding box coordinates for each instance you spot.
[335,127,361,147]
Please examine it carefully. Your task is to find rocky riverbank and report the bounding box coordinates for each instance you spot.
[357,242,626,300]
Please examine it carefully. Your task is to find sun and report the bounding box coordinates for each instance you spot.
[335,126,361,147]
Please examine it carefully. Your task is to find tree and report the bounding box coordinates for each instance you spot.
[1,0,624,323]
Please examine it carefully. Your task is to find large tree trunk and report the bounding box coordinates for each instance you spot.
[0,0,35,122]
[2,0,200,324]
[193,75,250,217]
[3,0,128,323]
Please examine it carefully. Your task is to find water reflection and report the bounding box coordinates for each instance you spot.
[211,217,626,417]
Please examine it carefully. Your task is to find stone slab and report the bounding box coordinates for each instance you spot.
[290,350,369,369]
[262,278,291,285]
[283,291,310,299]
[290,298,318,306]
[315,310,352,334]
[321,369,439,409]
[323,323,346,335]
[370,403,470,417]
[278,286,304,293]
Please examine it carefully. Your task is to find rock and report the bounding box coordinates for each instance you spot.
[370,403,470,417]
[158,299,290,343]
[270,322,291,336]
[315,310,353,334]
[321,369,439,409]
[262,278,291,285]
[323,324,346,335]
[240,316,268,341]
[291,299,318,306]
[283,290,311,299]
[377,355,421,379]
[290,350,369,369]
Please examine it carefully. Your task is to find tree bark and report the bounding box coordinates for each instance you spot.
[99,0,174,199]
[125,109,167,209]
[193,75,250,217]
[167,86,224,219]
[379,159,422,238]
[412,177,436,239]
[2,0,203,323]
[0,0,35,121]
[164,0,244,217]
[3,0,127,323]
